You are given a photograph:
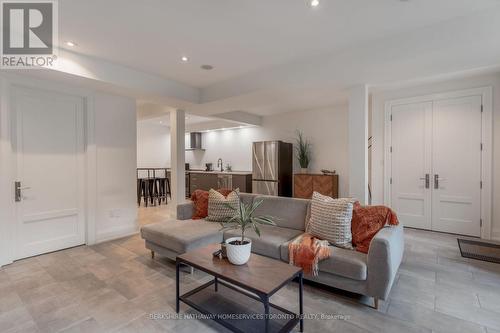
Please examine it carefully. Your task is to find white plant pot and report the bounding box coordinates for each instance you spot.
[225,237,252,265]
[300,167,308,174]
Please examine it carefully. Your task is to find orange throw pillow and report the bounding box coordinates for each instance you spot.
[191,188,233,219]
[351,202,399,253]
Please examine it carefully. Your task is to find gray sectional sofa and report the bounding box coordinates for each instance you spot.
[140,193,404,308]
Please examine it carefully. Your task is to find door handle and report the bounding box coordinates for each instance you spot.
[14,181,30,202]
[419,174,430,189]
[434,174,446,189]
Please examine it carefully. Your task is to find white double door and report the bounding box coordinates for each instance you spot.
[13,86,86,260]
[390,95,482,236]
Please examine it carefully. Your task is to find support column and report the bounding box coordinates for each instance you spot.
[348,84,369,205]
[170,109,186,207]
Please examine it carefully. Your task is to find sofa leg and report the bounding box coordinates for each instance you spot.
[151,250,155,259]
[373,297,379,310]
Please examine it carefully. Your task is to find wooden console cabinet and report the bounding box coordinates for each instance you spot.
[293,174,339,199]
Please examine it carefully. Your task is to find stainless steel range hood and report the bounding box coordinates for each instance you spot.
[186,132,205,151]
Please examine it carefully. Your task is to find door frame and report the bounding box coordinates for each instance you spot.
[0,73,97,266]
[384,87,493,239]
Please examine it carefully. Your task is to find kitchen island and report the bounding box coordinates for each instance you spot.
[187,170,252,194]
[138,168,252,199]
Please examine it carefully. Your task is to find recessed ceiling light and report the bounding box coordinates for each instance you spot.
[65,41,77,47]
[201,64,214,71]
[181,56,189,62]
[310,0,319,7]
[159,121,163,124]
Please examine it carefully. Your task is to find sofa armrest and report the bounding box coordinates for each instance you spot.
[366,224,404,300]
[177,201,194,220]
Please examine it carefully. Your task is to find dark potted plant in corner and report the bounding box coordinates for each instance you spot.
[295,130,311,173]
[220,194,276,265]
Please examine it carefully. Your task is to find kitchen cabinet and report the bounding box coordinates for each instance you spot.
[166,171,191,198]
[189,173,218,193]
[189,172,252,193]
[231,174,252,193]
[294,174,339,199]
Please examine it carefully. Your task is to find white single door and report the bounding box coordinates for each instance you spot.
[431,96,482,236]
[391,102,432,230]
[13,87,85,260]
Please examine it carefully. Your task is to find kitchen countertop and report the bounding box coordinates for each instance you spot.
[162,168,252,175]
[188,170,252,176]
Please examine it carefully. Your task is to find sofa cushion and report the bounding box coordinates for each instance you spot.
[308,193,356,249]
[207,189,240,222]
[239,192,257,206]
[140,220,223,254]
[223,225,303,260]
[191,188,233,219]
[280,241,368,281]
[253,195,309,230]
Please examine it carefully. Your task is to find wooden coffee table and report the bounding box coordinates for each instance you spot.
[176,244,304,333]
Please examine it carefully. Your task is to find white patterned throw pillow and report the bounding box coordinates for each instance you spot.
[207,188,240,222]
[307,192,356,249]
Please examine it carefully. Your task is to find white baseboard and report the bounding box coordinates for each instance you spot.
[0,257,13,268]
[95,222,139,244]
[490,229,500,242]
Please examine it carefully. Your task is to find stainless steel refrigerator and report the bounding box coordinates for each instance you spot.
[252,141,293,197]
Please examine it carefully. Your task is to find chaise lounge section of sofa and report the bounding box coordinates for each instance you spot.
[140,193,404,308]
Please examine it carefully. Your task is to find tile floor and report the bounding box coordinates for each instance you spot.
[1,204,500,332]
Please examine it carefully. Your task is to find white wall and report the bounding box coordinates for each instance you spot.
[94,93,138,242]
[137,105,350,197]
[137,121,170,168]
[0,75,138,266]
[371,72,500,239]
[348,85,369,204]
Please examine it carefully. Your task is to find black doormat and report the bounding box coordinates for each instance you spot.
[458,238,500,264]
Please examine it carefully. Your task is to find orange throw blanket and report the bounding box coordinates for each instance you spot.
[351,202,399,253]
[288,233,331,276]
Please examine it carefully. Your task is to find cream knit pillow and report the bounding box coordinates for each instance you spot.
[307,192,356,249]
[206,188,240,222]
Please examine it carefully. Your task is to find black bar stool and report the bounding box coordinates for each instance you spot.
[165,177,171,200]
[137,168,171,206]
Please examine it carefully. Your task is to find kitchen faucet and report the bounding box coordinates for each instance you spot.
[217,158,223,172]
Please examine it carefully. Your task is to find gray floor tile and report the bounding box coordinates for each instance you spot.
[58,317,102,333]
[0,306,38,333]
[388,298,484,333]
[478,293,500,314]
[436,297,500,331]
[1,207,500,333]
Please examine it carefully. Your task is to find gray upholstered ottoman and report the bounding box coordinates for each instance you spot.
[141,219,223,261]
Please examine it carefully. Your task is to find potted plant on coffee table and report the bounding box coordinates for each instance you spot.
[220,195,276,265]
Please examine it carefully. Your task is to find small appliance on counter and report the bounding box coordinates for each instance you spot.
[252,141,293,197]
[205,163,213,171]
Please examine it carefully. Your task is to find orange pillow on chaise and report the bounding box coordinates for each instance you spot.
[191,188,233,219]
[351,201,399,253]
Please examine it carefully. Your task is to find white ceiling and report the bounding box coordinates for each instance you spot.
[60,0,500,87]
[20,0,500,119]
[137,104,244,131]
[137,103,212,124]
